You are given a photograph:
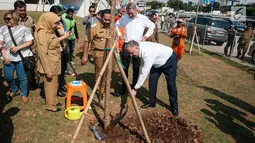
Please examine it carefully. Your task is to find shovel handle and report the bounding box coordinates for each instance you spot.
[127,98,132,106]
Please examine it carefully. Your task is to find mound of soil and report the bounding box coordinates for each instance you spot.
[102,111,203,143]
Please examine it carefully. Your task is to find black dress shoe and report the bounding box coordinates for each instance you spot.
[111,91,121,97]
[56,103,62,106]
[46,108,61,112]
[141,103,156,108]
[58,91,66,97]
[60,86,67,92]
[171,110,179,117]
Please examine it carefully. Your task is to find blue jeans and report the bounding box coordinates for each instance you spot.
[65,39,75,73]
[3,61,28,96]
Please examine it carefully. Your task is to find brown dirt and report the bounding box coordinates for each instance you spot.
[101,111,203,143]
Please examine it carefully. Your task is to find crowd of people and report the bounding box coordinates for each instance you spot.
[0,1,183,116]
[5,1,254,116]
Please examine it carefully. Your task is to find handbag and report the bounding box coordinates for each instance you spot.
[173,27,184,46]
[8,26,36,70]
[173,37,180,46]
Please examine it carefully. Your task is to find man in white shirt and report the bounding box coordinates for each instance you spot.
[125,40,179,117]
[115,2,155,94]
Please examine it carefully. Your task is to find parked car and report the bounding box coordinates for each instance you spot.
[225,19,247,32]
[187,16,231,46]
[248,42,255,64]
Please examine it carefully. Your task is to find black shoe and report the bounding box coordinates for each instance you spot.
[60,86,67,92]
[46,108,61,112]
[171,110,179,117]
[111,91,121,97]
[56,103,62,106]
[141,103,156,108]
[58,91,66,97]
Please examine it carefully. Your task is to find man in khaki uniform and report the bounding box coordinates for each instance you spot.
[237,23,253,60]
[14,1,35,34]
[87,9,117,94]
[146,13,159,43]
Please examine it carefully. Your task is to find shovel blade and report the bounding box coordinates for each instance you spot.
[111,105,129,125]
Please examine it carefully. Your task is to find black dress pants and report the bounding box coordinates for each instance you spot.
[121,43,140,92]
[148,52,178,114]
[59,51,67,90]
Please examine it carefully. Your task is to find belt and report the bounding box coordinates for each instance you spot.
[93,48,104,51]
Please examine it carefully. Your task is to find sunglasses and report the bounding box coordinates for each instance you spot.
[4,17,11,21]
[89,10,95,13]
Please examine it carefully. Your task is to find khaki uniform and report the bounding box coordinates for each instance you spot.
[18,15,35,34]
[144,23,159,43]
[37,33,61,110]
[87,22,117,93]
[237,28,253,59]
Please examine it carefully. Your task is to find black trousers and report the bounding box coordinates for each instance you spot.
[121,43,140,91]
[224,41,235,57]
[59,51,67,90]
[25,68,37,94]
[149,52,178,114]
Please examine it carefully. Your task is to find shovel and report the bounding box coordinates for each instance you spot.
[111,97,132,125]
[68,61,79,80]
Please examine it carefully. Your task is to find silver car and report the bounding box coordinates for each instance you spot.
[187,16,230,46]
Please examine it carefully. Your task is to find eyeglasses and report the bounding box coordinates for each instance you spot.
[130,47,136,57]
[4,17,11,21]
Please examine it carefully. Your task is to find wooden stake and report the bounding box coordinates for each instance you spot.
[113,51,151,143]
[71,41,117,143]
[189,0,200,54]
[104,0,116,130]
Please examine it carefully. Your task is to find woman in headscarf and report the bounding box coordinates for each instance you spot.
[35,12,70,112]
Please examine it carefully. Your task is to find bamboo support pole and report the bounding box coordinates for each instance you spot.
[71,41,117,143]
[189,0,200,54]
[113,51,151,143]
[104,0,116,130]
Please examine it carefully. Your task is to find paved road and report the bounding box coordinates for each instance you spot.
[159,30,255,68]
[199,36,255,68]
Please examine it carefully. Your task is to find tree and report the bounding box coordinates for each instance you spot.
[167,0,184,10]
[213,2,220,10]
[146,1,164,9]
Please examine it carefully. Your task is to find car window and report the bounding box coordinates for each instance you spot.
[197,18,207,25]
[189,18,195,23]
[211,20,230,29]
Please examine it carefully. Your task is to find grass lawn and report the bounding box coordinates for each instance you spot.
[0,11,255,143]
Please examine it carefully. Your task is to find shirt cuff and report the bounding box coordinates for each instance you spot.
[144,33,150,38]
[117,31,122,36]
[134,85,140,90]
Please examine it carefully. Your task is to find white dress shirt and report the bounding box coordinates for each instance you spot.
[134,42,173,89]
[115,13,155,42]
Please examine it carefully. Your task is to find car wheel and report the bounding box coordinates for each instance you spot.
[216,42,224,46]
[252,51,255,64]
